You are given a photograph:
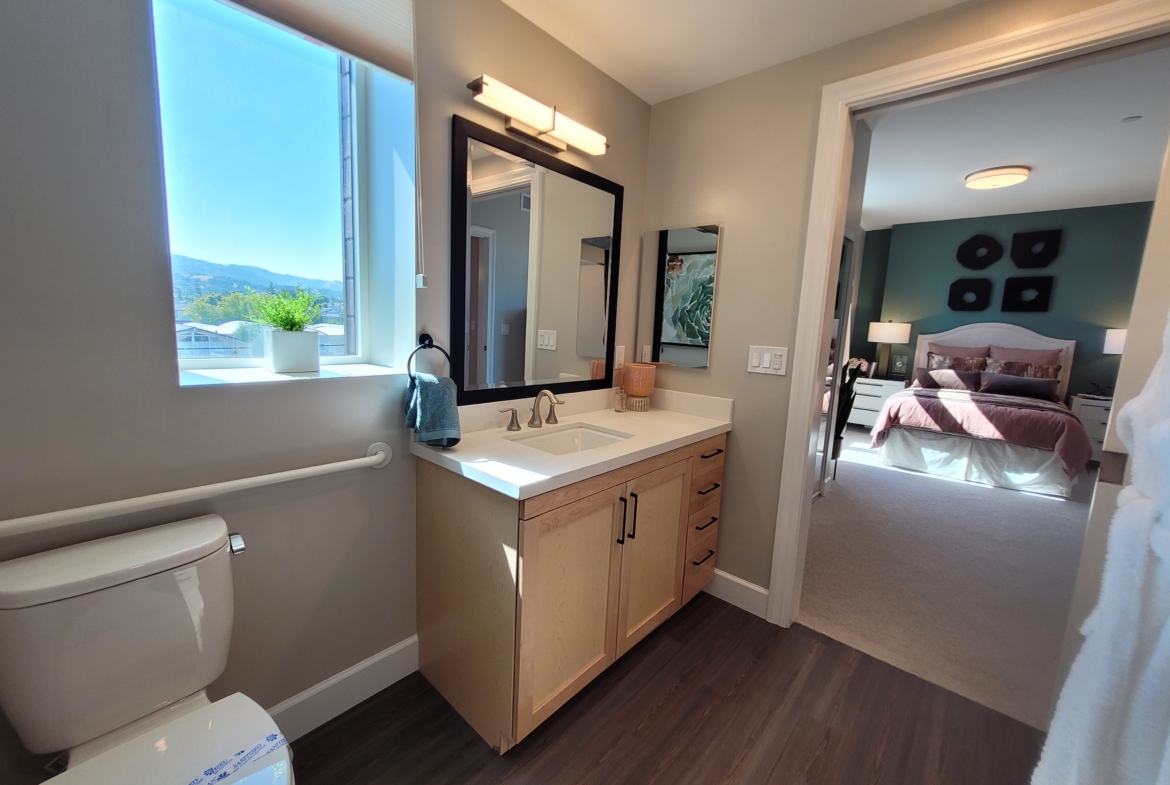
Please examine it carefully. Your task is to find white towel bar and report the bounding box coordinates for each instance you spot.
[0,442,392,539]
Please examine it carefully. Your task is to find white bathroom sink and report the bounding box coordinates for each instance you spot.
[505,423,633,455]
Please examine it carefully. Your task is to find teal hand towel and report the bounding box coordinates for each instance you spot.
[405,373,461,448]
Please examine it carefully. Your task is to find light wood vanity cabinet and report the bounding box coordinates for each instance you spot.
[417,433,726,753]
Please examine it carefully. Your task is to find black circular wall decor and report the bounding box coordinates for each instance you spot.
[956,234,1004,270]
[1010,229,1062,268]
[1002,276,1054,312]
[948,278,993,311]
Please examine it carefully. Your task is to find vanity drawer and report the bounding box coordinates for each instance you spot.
[687,500,721,551]
[689,466,723,515]
[683,535,718,604]
[691,434,727,474]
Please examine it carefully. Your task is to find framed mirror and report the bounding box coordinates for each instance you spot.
[450,117,623,405]
[640,226,721,370]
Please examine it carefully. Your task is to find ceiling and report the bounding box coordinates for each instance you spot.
[499,0,967,104]
[861,45,1170,230]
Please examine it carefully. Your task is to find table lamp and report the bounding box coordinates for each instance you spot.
[868,321,912,377]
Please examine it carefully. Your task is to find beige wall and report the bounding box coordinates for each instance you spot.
[413,0,651,383]
[0,0,648,780]
[642,0,1117,588]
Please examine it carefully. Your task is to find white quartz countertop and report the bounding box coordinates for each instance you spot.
[409,407,731,500]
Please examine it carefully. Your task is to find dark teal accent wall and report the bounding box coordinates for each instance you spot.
[850,229,891,362]
[879,202,1152,397]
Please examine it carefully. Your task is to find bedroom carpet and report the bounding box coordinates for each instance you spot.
[798,427,1093,730]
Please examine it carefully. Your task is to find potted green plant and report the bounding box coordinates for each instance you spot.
[254,286,323,373]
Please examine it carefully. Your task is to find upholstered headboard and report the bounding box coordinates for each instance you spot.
[914,323,1076,400]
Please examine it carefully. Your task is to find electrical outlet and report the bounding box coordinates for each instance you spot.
[641,345,652,362]
[615,346,625,366]
[748,345,788,375]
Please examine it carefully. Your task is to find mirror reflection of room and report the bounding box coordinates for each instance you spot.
[465,139,615,392]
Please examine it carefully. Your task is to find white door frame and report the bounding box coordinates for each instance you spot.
[767,0,1170,627]
[470,225,497,385]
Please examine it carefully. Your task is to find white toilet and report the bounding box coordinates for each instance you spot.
[0,515,293,783]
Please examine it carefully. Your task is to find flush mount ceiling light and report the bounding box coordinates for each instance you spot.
[965,166,1031,190]
[467,75,607,156]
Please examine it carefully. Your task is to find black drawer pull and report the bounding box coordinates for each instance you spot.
[695,516,718,531]
[692,549,715,566]
[617,497,627,544]
[698,483,721,496]
[701,448,725,460]
[629,492,639,539]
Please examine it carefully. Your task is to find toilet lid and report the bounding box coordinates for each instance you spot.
[52,693,291,785]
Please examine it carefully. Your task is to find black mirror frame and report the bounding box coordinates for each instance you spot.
[450,115,624,406]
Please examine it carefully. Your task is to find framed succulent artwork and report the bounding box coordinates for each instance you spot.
[649,226,721,370]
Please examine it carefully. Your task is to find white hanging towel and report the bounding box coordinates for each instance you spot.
[1034,313,1170,785]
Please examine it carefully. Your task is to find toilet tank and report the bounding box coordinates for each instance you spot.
[0,515,234,754]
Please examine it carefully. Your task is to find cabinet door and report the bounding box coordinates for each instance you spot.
[514,485,626,741]
[616,459,692,657]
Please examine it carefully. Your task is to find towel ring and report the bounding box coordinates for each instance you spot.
[407,333,452,380]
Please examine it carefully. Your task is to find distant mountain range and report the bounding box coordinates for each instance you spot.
[171,255,343,294]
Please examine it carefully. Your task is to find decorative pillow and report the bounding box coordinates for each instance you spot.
[928,342,990,358]
[985,358,1062,380]
[912,368,981,391]
[979,372,1061,402]
[989,345,1062,365]
[927,352,987,372]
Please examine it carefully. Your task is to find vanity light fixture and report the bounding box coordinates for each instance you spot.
[468,75,607,155]
[965,166,1031,190]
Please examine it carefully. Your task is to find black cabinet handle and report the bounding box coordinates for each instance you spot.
[617,497,627,544]
[698,483,721,496]
[696,516,718,531]
[701,448,725,460]
[629,492,639,539]
[692,549,715,566]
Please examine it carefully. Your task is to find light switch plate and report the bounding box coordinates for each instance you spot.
[538,330,557,350]
[748,345,788,375]
[500,323,510,335]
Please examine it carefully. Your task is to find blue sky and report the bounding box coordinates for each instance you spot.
[152,0,344,282]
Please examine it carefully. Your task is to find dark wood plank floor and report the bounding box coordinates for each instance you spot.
[293,594,1044,785]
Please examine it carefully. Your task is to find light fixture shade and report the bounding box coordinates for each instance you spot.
[1104,328,1127,355]
[965,166,1031,190]
[868,321,911,344]
[470,75,554,133]
[546,111,607,156]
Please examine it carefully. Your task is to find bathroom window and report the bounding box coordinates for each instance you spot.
[152,0,416,367]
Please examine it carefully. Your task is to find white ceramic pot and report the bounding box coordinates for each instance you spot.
[263,329,320,373]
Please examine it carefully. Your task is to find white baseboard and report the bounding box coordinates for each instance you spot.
[267,634,418,742]
[703,569,769,618]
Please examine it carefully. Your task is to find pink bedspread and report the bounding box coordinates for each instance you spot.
[870,389,1093,477]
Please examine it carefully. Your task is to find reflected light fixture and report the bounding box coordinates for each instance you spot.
[965,166,1031,190]
[468,75,607,156]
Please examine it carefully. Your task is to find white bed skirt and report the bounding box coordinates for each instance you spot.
[878,428,1074,497]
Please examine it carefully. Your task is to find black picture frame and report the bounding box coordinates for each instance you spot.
[651,226,719,362]
[449,116,624,406]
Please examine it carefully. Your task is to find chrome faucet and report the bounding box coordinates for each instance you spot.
[528,389,566,428]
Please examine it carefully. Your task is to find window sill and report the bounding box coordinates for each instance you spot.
[179,363,405,387]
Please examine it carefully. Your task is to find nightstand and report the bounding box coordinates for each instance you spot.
[1071,395,1112,462]
[848,377,906,427]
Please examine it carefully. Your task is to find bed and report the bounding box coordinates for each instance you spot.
[869,323,1094,497]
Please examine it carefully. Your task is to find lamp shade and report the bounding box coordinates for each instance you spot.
[1104,328,1127,355]
[868,322,911,344]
